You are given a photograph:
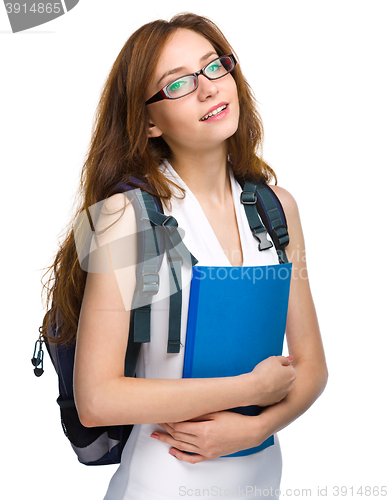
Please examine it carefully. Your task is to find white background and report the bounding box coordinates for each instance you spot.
[1,1,388,499]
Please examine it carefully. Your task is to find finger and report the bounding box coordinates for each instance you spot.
[152,429,199,444]
[158,423,174,433]
[150,432,200,454]
[164,421,203,437]
[280,355,292,366]
[169,448,207,464]
[158,422,195,438]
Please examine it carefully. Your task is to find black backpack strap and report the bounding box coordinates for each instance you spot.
[128,189,198,361]
[130,189,163,346]
[254,184,289,264]
[237,178,289,264]
[240,181,274,252]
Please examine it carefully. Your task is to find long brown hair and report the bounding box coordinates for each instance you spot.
[40,12,277,345]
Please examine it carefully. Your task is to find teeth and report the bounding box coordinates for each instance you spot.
[200,105,227,121]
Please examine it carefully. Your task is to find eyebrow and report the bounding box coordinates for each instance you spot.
[157,51,218,85]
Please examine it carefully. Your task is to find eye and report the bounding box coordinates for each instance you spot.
[207,63,222,73]
[167,80,188,93]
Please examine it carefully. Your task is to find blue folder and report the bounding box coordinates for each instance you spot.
[183,263,292,457]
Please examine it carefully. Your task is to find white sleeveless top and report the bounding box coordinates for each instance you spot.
[104,162,282,500]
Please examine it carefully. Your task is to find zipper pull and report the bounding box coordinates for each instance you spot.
[31,329,45,377]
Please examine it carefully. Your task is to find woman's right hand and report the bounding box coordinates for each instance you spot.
[248,355,296,407]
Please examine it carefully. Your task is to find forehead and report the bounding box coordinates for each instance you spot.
[155,29,216,76]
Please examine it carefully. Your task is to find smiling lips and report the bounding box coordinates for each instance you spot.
[200,103,229,121]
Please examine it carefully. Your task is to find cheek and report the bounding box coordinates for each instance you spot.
[223,76,239,118]
[161,114,185,133]
[155,104,196,137]
[233,96,240,126]
[230,80,239,107]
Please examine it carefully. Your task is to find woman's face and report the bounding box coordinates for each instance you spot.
[146,29,240,158]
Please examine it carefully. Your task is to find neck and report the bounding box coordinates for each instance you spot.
[169,145,232,206]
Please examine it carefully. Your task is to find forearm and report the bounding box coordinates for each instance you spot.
[77,373,251,428]
[252,360,328,443]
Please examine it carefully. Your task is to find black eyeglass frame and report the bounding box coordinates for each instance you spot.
[145,54,237,105]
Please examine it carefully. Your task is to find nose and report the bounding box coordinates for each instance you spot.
[196,74,219,101]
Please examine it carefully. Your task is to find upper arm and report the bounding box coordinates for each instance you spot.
[74,192,138,415]
[269,186,327,372]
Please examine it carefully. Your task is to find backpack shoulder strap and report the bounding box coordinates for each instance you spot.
[255,183,289,263]
[237,178,289,264]
[119,185,198,377]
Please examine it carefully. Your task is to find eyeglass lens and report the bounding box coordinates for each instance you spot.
[165,55,235,99]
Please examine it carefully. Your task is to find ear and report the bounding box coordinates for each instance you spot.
[147,119,163,138]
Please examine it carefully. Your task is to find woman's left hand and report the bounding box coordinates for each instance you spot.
[150,411,264,464]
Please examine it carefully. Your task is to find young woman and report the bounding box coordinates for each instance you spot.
[42,12,327,500]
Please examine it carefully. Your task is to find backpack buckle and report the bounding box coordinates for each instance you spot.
[240,191,257,205]
[253,231,273,251]
[139,271,160,295]
[161,215,178,233]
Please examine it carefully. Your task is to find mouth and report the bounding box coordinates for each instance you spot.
[200,103,228,122]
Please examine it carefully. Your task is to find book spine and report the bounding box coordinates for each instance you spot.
[182,266,202,378]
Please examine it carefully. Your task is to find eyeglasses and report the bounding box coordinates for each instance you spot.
[145,54,237,105]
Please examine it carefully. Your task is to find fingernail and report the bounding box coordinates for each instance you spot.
[169,449,177,457]
[150,433,160,439]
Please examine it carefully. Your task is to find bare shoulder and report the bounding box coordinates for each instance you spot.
[94,192,137,244]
